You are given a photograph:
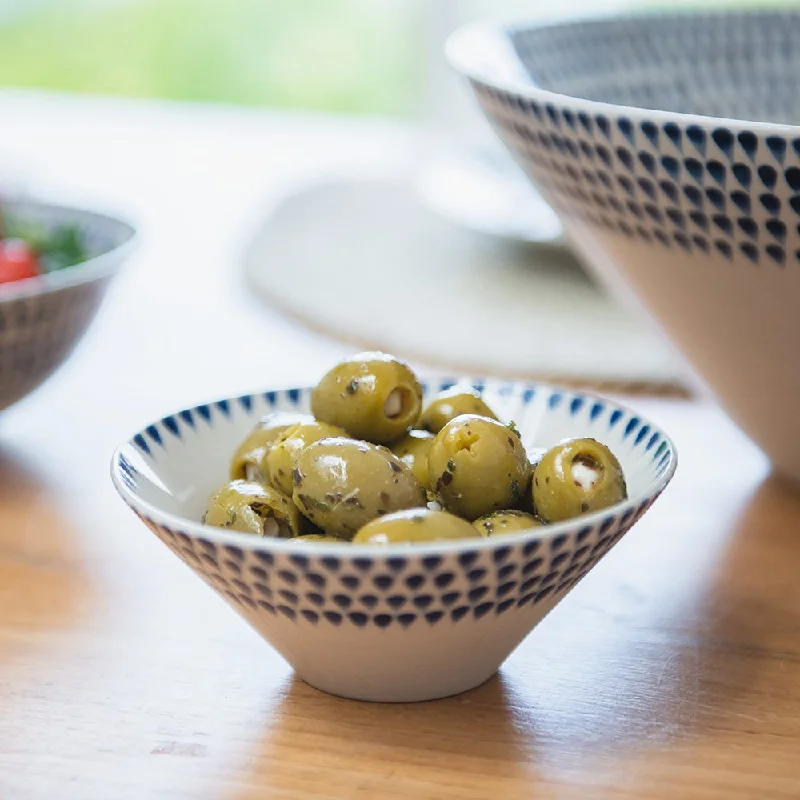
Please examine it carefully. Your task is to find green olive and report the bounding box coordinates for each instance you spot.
[419,387,498,433]
[532,438,627,522]
[292,534,349,543]
[352,509,482,544]
[266,420,350,496]
[473,509,542,537]
[311,352,423,444]
[229,411,312,482]
[204,480,302,537]
[428,414,532,520]
[390,429,435,490]
[292,437,427,538]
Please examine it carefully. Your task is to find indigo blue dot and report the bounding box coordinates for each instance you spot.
[373,574,394,591]
[498,564,515,580]
[468,586,488,603]
[349,612,368,627]
[306,572,325,588]
[474,602,495,619]
[441,592,460,606]
[522,558,543,576]
[405,574,425,590]
[467,568,487,582]
[523,540,540,557]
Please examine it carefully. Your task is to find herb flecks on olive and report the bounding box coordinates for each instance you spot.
[352,509,483,544]
[419,387,499,433]
[204,480,302,537]
[266,420,350,496]
[311,352,423,444]
[229,411,312,482]
[292,437,427,538]
[473,509,542,537]
[390,429,435,491]
[428,414,532,521]
[532,437,627,523]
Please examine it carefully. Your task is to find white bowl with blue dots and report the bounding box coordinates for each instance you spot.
[0,199,137,413]
[111,379,676,703]
[448,9,800,485]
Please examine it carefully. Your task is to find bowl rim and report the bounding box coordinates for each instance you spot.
[445,5,800,136]
[109,379,679,557]
[0,197,139,302]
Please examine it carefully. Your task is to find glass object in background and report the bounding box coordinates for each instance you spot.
[416,0,634,245]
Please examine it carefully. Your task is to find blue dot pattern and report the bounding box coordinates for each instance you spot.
[465,11,800,267]
[115,380,675,632]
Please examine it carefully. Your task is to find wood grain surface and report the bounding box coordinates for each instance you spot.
[0,92,799,800]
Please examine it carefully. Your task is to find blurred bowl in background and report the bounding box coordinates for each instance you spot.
[0,199,137,413]
[448,8,800,484]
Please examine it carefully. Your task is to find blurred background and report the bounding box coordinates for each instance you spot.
[0,0,739,116]
[0,0,739,398]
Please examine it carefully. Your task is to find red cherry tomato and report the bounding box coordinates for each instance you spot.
[0,238,40,284]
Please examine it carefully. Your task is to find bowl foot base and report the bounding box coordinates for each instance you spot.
[297,669,499,704]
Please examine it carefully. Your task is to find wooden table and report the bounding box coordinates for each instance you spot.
[1,91,799,799]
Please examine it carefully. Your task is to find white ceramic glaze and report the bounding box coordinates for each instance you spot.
[447,9,800,483]
[111,379,676,703]
[0,199,138,412]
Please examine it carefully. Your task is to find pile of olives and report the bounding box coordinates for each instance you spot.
[203,352,628,545]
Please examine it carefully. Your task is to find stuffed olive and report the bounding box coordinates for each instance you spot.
[532,437,627,522]
[266,420,350,496]
[204,480,301,537]
[428,414,532,520]
[229,411,312,482]
[473,509,541,537]
[390,429,435,491]
[311,352,423,444]
[419,387,498,433]
[352,508,482,544]
[292,437,426,537]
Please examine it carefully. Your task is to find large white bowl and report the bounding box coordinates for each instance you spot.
[111,379,676,703]
[448,9,800,483]
[0,199,137,413]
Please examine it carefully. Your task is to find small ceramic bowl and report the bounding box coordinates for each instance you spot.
[0,199,137,413]
[447,9,800,484]
[111,379,676,703]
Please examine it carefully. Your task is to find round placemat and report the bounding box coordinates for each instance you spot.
[243,180,689,397]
